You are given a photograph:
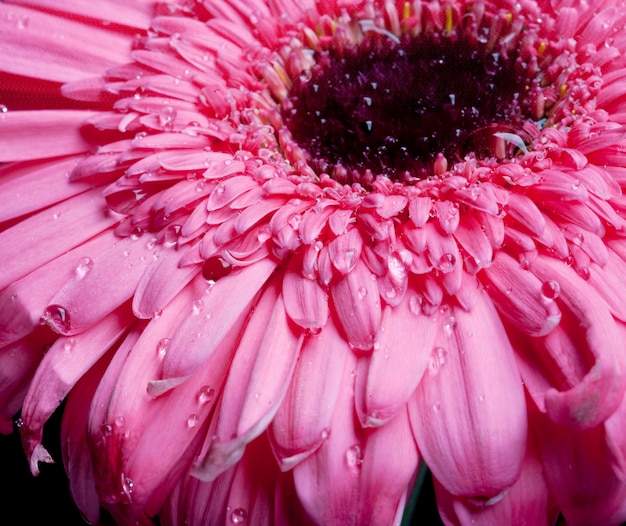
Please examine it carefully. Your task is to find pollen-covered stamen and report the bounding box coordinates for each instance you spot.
[282,34,540,185]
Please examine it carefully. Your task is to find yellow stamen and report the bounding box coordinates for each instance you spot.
[403,1,411,20]
[537,41,547,55]
[445,5,453,34]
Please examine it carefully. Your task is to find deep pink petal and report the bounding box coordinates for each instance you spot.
[355,298,434,427]
[409,292,527,498]
[269,317,351,470]
[330,259,381,350]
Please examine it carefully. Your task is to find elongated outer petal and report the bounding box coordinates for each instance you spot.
[132,243,201,319]
[194,283,302,480]
[0,188,119,290]
[43,235,162,336]
[89,277,238,522]
[0,110,99,162]
[282,253,329,330]
[162,257,277,379]
[435,432,559,526]
[0,156,91,222]
[61,357,109,526]
[330,259,381,350]
[355,298,435,427]
[0,3,131,83]
[293,350,419,525]
[20,304,130,474]
[7,0,157,30]
[481,251,561,337]
[0,231,117,347]
[529,255,626,428]
[409,292,527,498]
[531,406,626,526]
[0,328,55,433]
[269,317,351,471]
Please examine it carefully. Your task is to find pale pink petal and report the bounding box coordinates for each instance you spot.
[21,305,130,474]
[195,284,301,480]
[435,432,558,526]
[525,255,626,428]
[0,189,120,290]
[330,259,381,351]
[0,4,131,82]
[355,299,435,427]
[0,110,99,161]
[409,292,527,498]
[269,317,351,471]
[8,0,158,30]
[162,258,276,379]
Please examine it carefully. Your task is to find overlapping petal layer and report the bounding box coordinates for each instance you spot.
[2,0,626,524]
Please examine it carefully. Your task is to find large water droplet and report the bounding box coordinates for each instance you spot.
[74,257,94,279]
[430,347,447,370]
[187,414,199,428]
[156,338,171,359]
[230,508,248,524]
[197,385,215,405]
[540,280,560,301]
[41,305,71,333]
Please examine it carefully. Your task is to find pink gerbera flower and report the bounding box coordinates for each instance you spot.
[3,0,626,524]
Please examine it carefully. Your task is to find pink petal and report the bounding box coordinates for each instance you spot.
[482,251,561,337]
[409,293,527,498]
[195,283,301,479]
[330,259,381,351]
[526,255,626,428]
[282,253,329,330]
[434,432,558,526]
[0,4,131,82]
[293,361,419,525]
[162,257,277,378]
[21,305,130,474]
[42,235,163,336]
[0,189,119,291]
[269,317,351,471]
[355,299,435,427]
[0,110,98,161]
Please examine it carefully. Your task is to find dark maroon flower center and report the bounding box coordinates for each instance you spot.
[283,35,535,185]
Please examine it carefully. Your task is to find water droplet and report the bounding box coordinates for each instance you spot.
[577,267,590,280]
[540,280,560,300]
[120,474,134,502]
[74,257,94,279]
[63,338,76,352]
[159,106,177,131]
[115,416,126,428]
[320,427,331,440]
[130,226,144,240]
[573,233,584,246]
[357,286,368,299]
[101,424,113,437]
[409,294,422,315]
[156,338,171,359]
[346,444,363,468]
[230,508,248,524]
[192,299,204,315]
[432,401,441,412]
[443,315,457,332]
[15,417,24,429]
[41,305,71,333]
[187,414,199,428]
[430,347,447,370]
[0,104,7,118]
[197,385,215,405]
[438,252,456,272]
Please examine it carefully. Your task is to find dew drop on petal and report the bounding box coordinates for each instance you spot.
[573,233,584,246]
[443,315,457,332]
[540,280,560,300]
[156,338,171,359]
[74,257,94,279]
[438,252,456,272]
[41,305,71,333]
[409,294,422,315]
[357,286,368,299]
[320,427,331,440]
[63,338,76,352]
[197,385,215,405]
[346,444,363,469]
[230,508,248,524]
[187,414,199,428]
[430,347,447,371]
[192,299,204,315]
[577,267,591,280]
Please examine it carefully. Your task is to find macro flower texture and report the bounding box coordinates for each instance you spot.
[5,0,626,524]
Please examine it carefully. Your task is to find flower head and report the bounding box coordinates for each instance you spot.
[3,0,626,524]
